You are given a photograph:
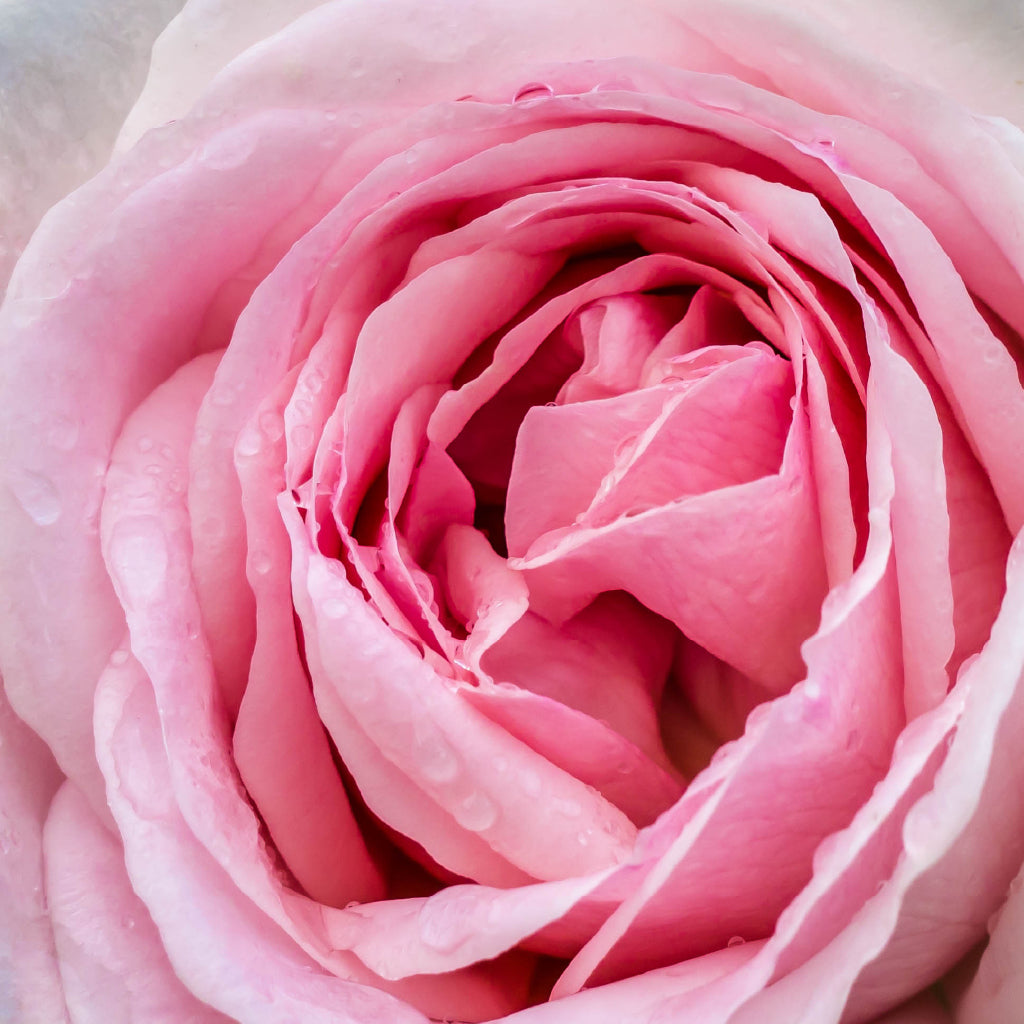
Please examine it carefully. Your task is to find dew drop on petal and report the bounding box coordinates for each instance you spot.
[413,732,460,784]
[552,797,583,819]
[106,518,169,599]
[258,410,285,442]
[46,417,79,451]
[11,470,62,525]
[290,425,315,450]
[454,791,498,832]
[235,427,263,458]
[728,935,746,948]
[513,82,554,103]
[322,596,350,619]
[250,550,273,576]
[418,898,474,954]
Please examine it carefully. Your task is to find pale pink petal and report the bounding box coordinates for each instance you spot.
[0,685,66,1024]
[0,102,349,809]
[43,782,230,1024]
[463,684,682,826]
[93,653,429,1024]
[715,535,1024,1023]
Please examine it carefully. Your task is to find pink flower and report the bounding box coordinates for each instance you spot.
[3,2,1024,1022]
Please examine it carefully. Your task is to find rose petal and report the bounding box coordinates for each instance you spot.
[0,685,66,1023]
[94,653,430,1024]
[43,781,231,1024]
[289,516,638,885]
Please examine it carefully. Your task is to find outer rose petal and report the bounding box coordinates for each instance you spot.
[0,685,66,1024]
[42,782,231,1024]
[0,0,185,288]
[118,0,1024,154]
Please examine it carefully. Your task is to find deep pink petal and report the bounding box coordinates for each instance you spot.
[233,374,387,908]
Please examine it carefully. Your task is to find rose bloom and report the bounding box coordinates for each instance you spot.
[6,0,1024,1022]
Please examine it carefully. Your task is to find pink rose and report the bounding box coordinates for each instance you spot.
[4,2,1024,1022]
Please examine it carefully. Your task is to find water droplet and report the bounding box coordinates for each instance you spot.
[552,797,583,818]
[413,574,435,606]
[344,900,361,910]
[199,133,257,171]
[306,372,325,395]
[121,915,136,930]
[414,732,460,784]
[236,427,263,458]
[290,425,315,450]
[250,550,273,575]
[727,935,746,948]
[577,829,593,847]
[613,433,641,464]
[107,517,169,598]
[11,470,62,525]
[47,417,78,451]
[453,791,498,832]
[513,82,554,103]
[322,596,349,618]
[110,649,130,667]
[211,384,237,407]
[520,771,541,797]
[258,410,285,442]
[418,896,475,954]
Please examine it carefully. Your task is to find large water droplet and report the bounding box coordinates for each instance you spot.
[418,895,476,953]
[11,470,62,525]
[613,433,641,465]
[453,790,498,832]
[414,731,460,784]
[513,82,554,103]
[552,796,583,818]
[107,518,169,599]
[250,550,273,576]
[322,596,349,618]
[258,410,285,442]
[290,425,315,450]
[235,427,263,458]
